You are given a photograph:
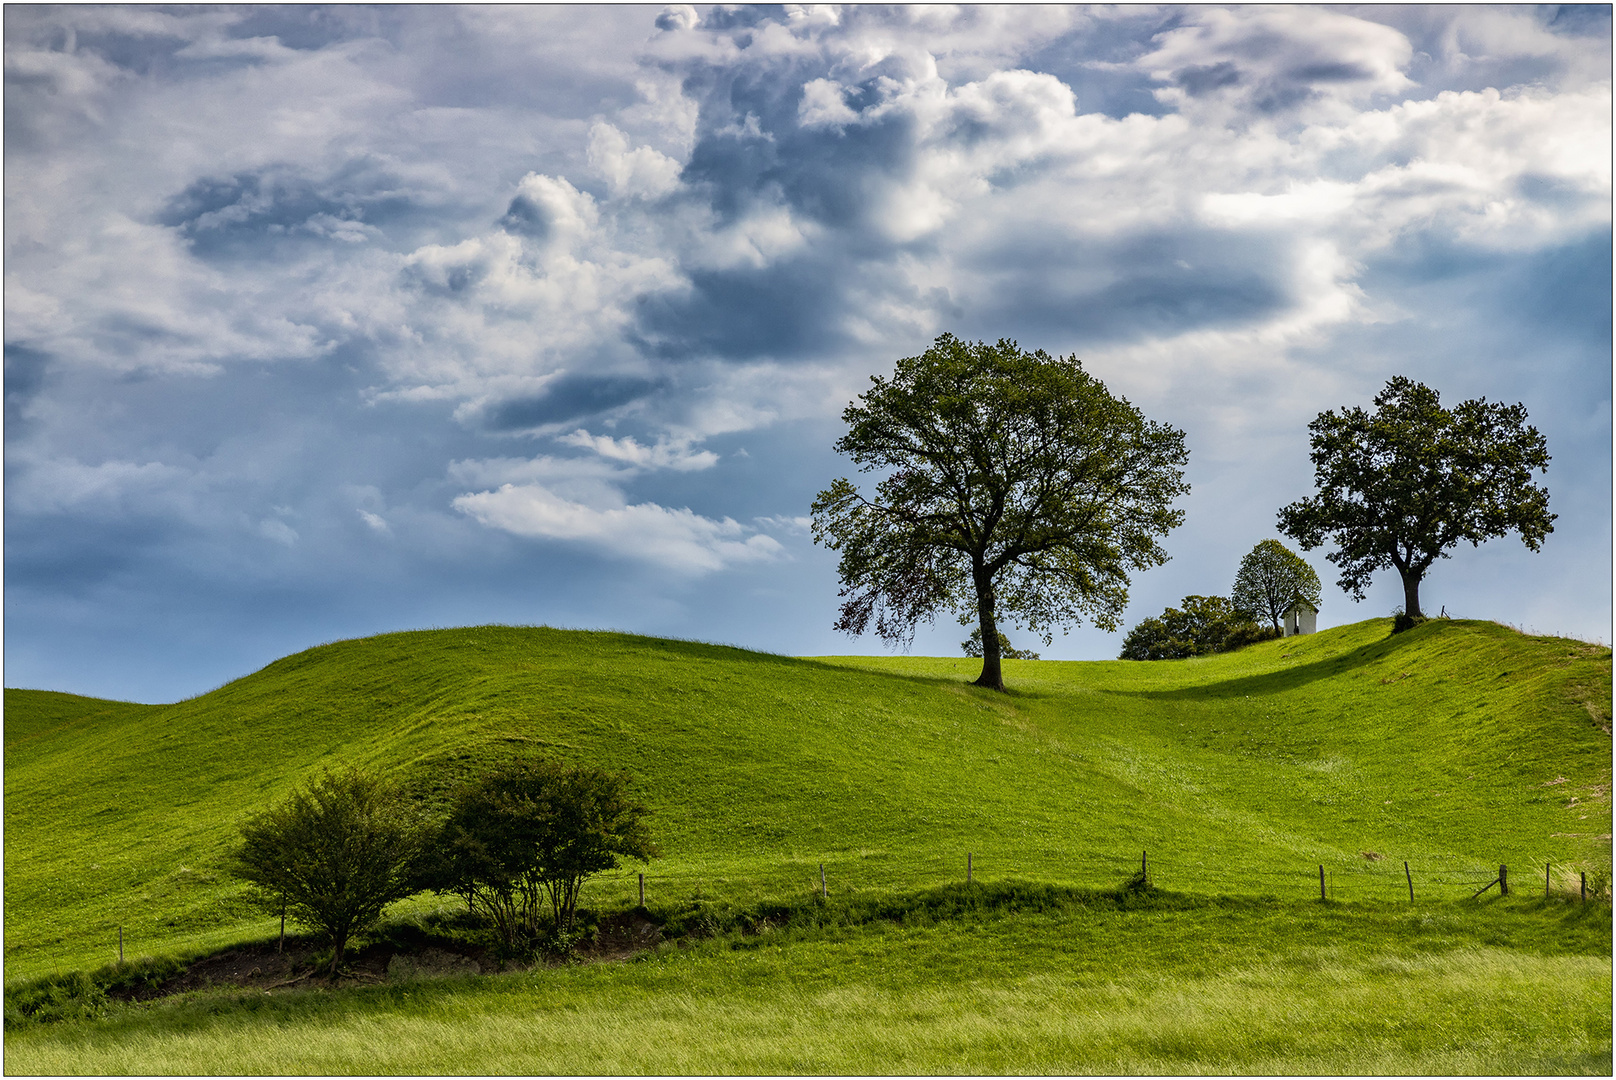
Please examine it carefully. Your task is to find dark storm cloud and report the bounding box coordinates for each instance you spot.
[4,512,172,593]
[632,258,858,361]
[479,373,667,432]
[219,5,393,52]
[4,344,51,432]
[1547,4,1612,36]
[967,225,1296,346]
[669,49,920,233]
[1172,57,1372,112]
[497,191,552,239]
[157,158,432,257]
[1174,61,1242,96]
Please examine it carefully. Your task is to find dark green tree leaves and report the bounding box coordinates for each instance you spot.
[1277,377,1553,624]
[1232,539,1322,632]
[812,334,1189,690]
[961,626,1040,661]
[418,758,657,950]
[233,769,421,976]
[1119,595,1277,660]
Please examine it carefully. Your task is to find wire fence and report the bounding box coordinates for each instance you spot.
[611,849,1603,906]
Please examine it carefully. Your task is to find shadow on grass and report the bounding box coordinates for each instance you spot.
[1109,622,1441,701]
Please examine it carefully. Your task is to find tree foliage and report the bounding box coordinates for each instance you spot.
[1118,595,1278,660]
[1277,377,1552,624]
[417,758,658,949]
[961,626,1040,661]
[1231,539,1322,632]
[233,768,420,975]
[812,334,1189,691]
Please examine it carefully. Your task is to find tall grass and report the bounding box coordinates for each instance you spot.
[5,896,1608,1074]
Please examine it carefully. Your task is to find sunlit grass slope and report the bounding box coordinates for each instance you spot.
[6,618,1610,979]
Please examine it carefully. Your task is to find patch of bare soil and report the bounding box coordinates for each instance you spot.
[579,909,663,962]
[107,911,663,1005]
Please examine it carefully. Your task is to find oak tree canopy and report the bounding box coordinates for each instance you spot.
[1277,376,1553,625]
[812,334,1189,690]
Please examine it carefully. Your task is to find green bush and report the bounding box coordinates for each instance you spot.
[417,757,658,952]
[1119,595,1276,659]
[232,768,422,976]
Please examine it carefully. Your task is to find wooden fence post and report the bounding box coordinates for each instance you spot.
[820,863,827,898]
[967,852,973,884]
[1319,864,1325,900]
[1141,850,1147,884]
[1404,860,1413,902]
[1499,864,1508,897]
[1581,872,1586,902]
[639,872,645,907]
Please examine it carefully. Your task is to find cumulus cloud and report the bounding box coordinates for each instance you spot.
[453,483,783,574]
[1142,6,1415,119]
[587,122,683,199]
[555,430,718,471]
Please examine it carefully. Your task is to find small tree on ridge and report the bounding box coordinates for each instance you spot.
[1232,539,1322,633]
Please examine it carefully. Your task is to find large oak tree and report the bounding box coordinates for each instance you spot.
[812,334,1189,690]
[1277,376,1553,624]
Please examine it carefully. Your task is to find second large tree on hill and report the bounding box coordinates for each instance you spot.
[1278,376,1553,625]
[813,335,1189,691]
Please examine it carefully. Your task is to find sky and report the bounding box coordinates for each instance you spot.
[5,4,1611,703]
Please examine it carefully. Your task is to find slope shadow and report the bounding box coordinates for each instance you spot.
[1108,629,1418,701]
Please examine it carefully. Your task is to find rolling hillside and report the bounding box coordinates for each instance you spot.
[5,617,1610,980]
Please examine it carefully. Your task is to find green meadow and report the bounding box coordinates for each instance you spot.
[5,617,1611,1073]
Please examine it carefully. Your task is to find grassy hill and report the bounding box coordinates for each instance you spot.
[6,617,1609,981]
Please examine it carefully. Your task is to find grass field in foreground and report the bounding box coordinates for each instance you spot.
[4,891,1608,1075]
[5,618,1610,981]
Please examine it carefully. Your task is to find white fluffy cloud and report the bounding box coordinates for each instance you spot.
[447,430,771,572]
[453,483,783,574]
[555,430,718,471]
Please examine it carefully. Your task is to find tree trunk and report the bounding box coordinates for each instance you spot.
[1400,566,1424,621]
[972,573,1004,691]
[330,928,347,977]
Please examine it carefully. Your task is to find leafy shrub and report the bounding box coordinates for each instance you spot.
[1220,622,1282,652]
[416,757,658,952]
[1119,595,1275,659]
[6,955,192,1029]
[232,768,422,976]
